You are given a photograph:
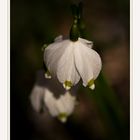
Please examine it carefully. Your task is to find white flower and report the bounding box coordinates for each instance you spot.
[44,35,102,90]
[30,70,77,123]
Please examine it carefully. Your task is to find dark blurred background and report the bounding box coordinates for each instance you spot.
[11,0,130,140]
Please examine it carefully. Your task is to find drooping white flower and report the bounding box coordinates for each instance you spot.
[30,70,77,123]
[44,35,102,90]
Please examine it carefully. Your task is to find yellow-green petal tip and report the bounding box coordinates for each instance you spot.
[63,81,72,90]
[87,79,95,90]
[44,70,51,79]
[58,113,67,123]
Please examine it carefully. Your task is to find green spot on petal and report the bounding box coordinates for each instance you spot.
[58,113,67,123]
[41,44,48,51]
[44,70,51,79]
[87,79,95,90]
[63,81,72,90]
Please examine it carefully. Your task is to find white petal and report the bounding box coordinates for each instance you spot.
[44,89,76,118]
[55,92,76,117]
[56,42,80,89]
[57,92,76,115]
[44,40,70,76]
[30,85,44,112]
[54,35,63,42]
[43,89,59,116]
[79,38,93,48]
[61,92,76,115]
[74,42,102,88]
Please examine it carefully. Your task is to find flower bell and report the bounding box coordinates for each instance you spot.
[30,70,77,123]
[44,35,102,90]
[43,3,102,90]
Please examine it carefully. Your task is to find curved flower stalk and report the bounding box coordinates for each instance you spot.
[44,35,102,90]
[30,70,78,123]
